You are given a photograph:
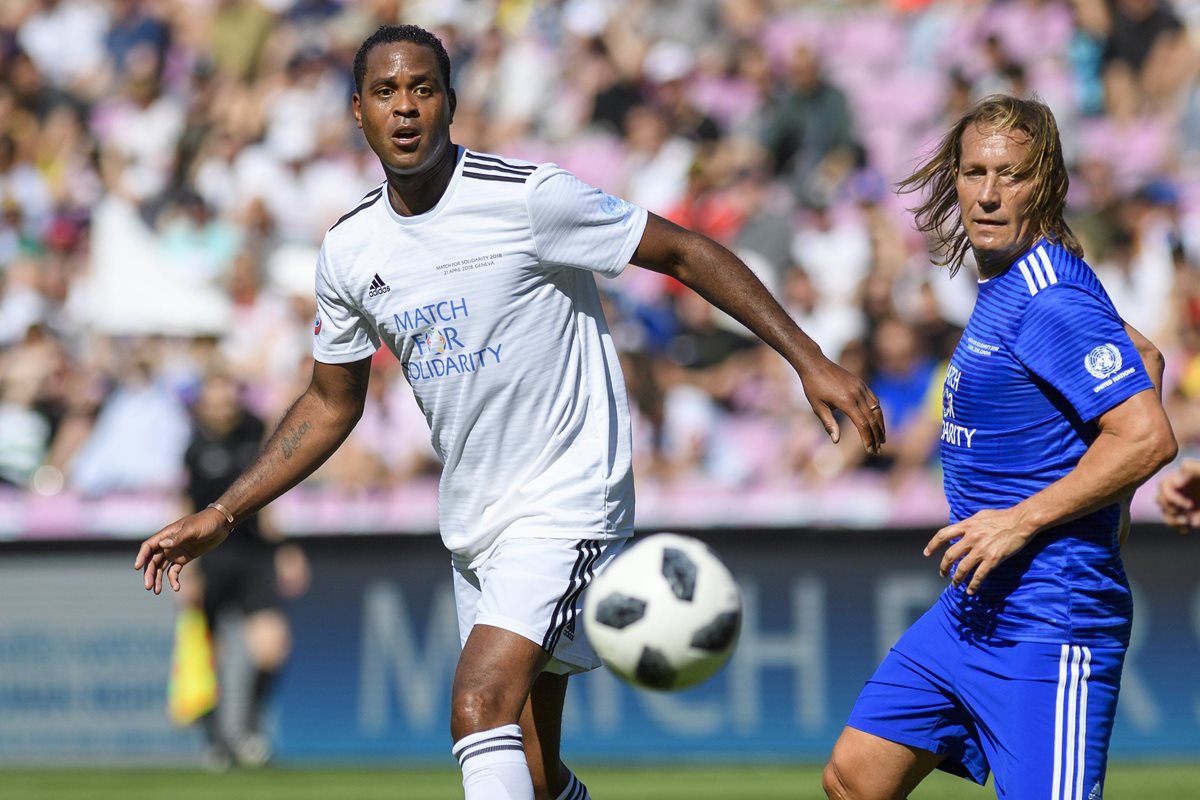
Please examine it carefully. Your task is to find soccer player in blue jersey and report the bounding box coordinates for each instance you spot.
[822,95,1177,800]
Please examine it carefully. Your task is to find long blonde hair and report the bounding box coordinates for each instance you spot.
[898,95,1082,276]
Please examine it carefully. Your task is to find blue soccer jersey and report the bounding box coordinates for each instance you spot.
[938,240,1153,646]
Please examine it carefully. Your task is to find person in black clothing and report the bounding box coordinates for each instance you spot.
[181,370,309,768]
[761,44,856,205]
[1103,0,1184,75]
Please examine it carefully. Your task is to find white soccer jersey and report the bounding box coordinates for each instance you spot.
[313,148,648,565]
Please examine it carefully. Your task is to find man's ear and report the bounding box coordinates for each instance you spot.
[448,88,457,125]
[352,93,363,129]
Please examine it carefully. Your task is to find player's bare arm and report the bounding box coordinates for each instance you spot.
[630,212,885,454]
[1130,322,1199,535]
[1124,322,1165,397]
[925,387,1177,594]
[1113,321,1165,546]
[134,357,372,594]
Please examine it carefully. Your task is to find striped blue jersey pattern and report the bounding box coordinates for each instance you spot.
[937,239,1153,646]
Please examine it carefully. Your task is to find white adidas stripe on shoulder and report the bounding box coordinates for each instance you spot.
[1016,248,1059,296]
[1036,245,1059,285]
[1017,258,1039,295]
[1028,256,1050,290]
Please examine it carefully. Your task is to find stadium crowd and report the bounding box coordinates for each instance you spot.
[1,0,1199,524]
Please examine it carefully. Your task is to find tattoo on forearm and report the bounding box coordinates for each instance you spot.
[280,421,312,460]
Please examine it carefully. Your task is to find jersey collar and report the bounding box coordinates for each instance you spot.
[382,145,467,227]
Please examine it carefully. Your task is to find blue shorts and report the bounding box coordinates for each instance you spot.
[847,602,1125,799]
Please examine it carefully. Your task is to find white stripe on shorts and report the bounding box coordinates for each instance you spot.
[543,541,602,653]
[1075,647,1092,800]
[543,542,591,651]
[1053,644,1093,800]
[553,542,602,653]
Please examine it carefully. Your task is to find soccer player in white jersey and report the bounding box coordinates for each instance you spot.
[822,96,1176,800]
[135,25,885,800]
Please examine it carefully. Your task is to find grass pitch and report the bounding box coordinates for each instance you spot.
[2,763,1198,799]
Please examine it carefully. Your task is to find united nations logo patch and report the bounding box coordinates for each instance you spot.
[600,193,631,218]
[1084,344,1122,379]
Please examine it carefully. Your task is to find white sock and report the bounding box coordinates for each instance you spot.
[555,769,592,800]
[453,724,533,800]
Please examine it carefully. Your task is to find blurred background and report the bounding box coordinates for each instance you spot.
[1,0,1200,787]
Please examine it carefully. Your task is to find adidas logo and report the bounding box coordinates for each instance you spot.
[368,273,391,298]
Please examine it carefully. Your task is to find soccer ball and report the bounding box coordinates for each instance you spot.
[583,533,742,691]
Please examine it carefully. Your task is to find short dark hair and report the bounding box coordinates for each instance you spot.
[353,24,451,95]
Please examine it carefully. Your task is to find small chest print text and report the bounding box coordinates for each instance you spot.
[435,253,501,275]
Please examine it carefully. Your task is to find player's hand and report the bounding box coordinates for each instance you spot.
[923,508,1034,595]
[798,356,885,454]
[1157,460,1200,534]
[134,508,232,594]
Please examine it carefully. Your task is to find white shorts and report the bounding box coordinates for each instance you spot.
[453,536,626,676]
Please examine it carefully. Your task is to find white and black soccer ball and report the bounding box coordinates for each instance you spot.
[583,533,742,691]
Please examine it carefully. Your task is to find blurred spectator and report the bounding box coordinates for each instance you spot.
[104,0,170,80]
[218,247,304,400]
[1069,154,1123,260]
[761,44,856,205]
[1079,58,1175,193]
[866,315,938,455]
[1106,0,1176,64]
[93,49,184,204]
[584,37,643,137]
[7,48,80,120]
[158,191,241,283]
[791,200,872,313]
[17,0,108,95]
[782,265,862,364]
[208,0,274,83]
[0,323,57,486]
[642,39,721,145]
[970,34,1022,99]
[729,169,794,280]
[0,132,52,238]
[618,103,694,214]
[718,39,775,139]
[454,24,555,148]
[664,286,757,374]
[69,342,191,495]
[1094,188,1177,341]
